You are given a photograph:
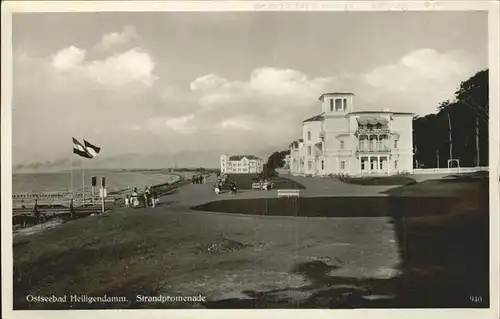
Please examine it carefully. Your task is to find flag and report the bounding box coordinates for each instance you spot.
[73,138,93,159]
[84,140,101,157]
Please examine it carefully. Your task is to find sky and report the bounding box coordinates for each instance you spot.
[12,11,488,167]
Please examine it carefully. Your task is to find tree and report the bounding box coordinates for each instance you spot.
[413,69,489,168]
[261,150,291,178]
[454,69,489,166]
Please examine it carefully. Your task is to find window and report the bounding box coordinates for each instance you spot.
[340,140,345,149]
[307,131,311,141]
[308,146,312,156]
[308,161,312,170]
[361,161,365,170]
[394,140,398,149]
[395,160,398,169]
[340,161,346,170]
[335,99,342,111]
[330,99,334,112]
[321,160,325,170]
[343,98,347,110]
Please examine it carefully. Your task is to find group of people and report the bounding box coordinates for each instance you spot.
[192,175,206,184]
[125,186,159,208]
[214,179,237,195]
[259,179,275,191]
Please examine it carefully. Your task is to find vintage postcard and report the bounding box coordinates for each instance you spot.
[1,1,499,319]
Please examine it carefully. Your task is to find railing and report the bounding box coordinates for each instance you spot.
[356,146,392,153]
[277,189,300,198]
[12,191,116,208]
[413,167,489,174]
[355,128,391,136]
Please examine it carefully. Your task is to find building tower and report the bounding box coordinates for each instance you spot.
[320,92,355,116]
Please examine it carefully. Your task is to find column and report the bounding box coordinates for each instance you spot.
[388,156,391,175]
[377,155,380,173]
[368,156,372,173]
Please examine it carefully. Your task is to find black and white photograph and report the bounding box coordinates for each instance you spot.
[1,1,499,318]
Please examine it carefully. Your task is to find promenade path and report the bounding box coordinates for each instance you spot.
[14,173,449,308]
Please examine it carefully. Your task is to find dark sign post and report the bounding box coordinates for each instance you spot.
[91,176,97,206]
[100,177,106,213]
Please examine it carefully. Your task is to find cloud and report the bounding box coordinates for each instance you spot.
[220,116,258,131]
[190,67,338,110]
[165,114,196,133]
[86,48,158,86]
[49,46,158,87]
[363,48,478,91]
[359,48,481,114]
[51,46,86,70]
[94,25,139,51]
[249,67,335,96]
[48,25,156,88]
[146,114,197,135]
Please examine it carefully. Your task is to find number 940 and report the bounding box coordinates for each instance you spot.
[470,295,483,303]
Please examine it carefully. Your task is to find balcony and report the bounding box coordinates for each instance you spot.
[356,146,392,154]
[355,128,391,136]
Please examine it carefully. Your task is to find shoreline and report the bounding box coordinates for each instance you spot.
[11,171,195,235]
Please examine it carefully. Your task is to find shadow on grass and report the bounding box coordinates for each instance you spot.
[191,196,456,218]
[341,176,417,186]
[200,175,490,309]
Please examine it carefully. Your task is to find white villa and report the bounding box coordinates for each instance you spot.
[220,155,265,174]
[289,92,415,176]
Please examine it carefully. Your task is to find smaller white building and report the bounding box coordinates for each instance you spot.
[220,155,265,174]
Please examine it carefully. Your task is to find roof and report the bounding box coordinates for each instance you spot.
[348,111,415,116]
[318,92,355,101]
[302,114,324,123]
[228,155,262,161]
[357,116,389,125]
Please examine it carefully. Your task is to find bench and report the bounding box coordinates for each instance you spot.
[277,189,300,198]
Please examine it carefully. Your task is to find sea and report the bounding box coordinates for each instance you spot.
[12,169,181,195]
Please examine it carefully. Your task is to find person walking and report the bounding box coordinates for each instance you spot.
[151,188,157,208]
[69,198,75,219]
[125,195,130,208]
[145,187,151,207]
[32,199,40,224]
[131,188,139,208]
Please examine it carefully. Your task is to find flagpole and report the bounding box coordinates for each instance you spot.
[70,152,73,196]
[82,157,85,206]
